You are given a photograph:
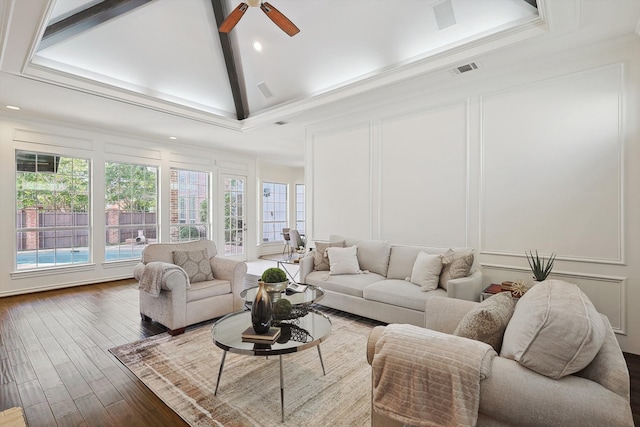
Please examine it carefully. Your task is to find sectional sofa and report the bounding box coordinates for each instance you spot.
[299,236,483,326]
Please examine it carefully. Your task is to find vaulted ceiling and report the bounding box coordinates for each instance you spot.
[1,0,639,166]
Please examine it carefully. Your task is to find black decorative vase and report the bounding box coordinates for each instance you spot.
[251,281,273,334]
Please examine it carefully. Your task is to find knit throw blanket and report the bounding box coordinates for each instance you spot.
[372,324,496,427]
[139,262,187,297]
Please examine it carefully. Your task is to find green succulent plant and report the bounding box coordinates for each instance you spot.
[526,250,556,281]
[261,267,287,283]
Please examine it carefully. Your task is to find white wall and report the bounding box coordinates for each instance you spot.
[305,37,640,353]
[0,115,256,296]
[256,161,305,256]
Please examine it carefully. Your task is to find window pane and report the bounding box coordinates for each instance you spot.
[262,181,288,242]
[105,162,158,261]
[16,151,91,270]
[170,169,210,242]
[296,184,305,234]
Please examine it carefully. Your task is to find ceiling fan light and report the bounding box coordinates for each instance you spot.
[247,0,260,7]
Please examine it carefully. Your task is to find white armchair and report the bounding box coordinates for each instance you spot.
[133,239,247,335]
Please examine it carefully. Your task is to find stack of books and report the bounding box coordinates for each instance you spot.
[241,326,281,344]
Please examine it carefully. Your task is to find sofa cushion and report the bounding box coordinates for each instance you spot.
[439,248,474,290]
[172,248,213,284]
[313,240,345,271]
[409,252,443,291]
[386,245,445,280]
[327,246,361,275]
[500,280,606,379]
[363,279,447,311]
[356,240,392,276]
[305,270,384,298]
[186,279,231,303]
[453,292,516,351]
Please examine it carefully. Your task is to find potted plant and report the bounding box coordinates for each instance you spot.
[525,250,556,282]
[260,267,288,302]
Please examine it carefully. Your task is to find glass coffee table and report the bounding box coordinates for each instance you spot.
[211,309,331,422]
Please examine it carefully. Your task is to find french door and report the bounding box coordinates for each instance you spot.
[222,175,246,260]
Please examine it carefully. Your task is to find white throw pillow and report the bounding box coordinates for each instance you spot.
[409,251,442,291]
[500,280,606,379]
[326,246,361,275]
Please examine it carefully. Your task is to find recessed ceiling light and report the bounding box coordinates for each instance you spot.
[253,41,263,52]
[6,105,21,110]
[169,136,178,140]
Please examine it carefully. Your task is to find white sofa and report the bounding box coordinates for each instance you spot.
[133,239,247,335]
[299,236,483,326]
[366,282,634,427]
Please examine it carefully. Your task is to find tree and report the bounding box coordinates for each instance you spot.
[105,162,157,212]
[16,156,89,212]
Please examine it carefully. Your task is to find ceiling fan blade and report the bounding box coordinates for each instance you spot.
[219,3,249,33]
[260,2,300,37]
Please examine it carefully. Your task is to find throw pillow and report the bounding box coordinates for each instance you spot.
[453,292,516,352]
[313,241,346,271]
[439,249,474,290]
[409,251,442,291]
[172,249,213,284]
[326,246,361,275]
[500,280,606,379]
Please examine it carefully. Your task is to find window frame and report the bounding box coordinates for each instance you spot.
[170,168,211,243]
[262,181,288,243]
[15,150,92,270]
[104,161,158,261]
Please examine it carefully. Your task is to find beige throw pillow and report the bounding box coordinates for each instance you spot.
[500,280,606,379]
[326,246,361,275]
[453,292,516,352]
[439,249,474,290]
[409,251,442,291]
[172,248,213,284]
[313,240,346,271]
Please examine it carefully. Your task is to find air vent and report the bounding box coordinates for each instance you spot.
[257,81,273,99]
[449,62,479,75]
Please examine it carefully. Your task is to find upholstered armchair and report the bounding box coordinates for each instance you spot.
[133,239,247,335]
[366,280,634,427]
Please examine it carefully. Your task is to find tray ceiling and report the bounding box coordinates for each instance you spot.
[32,0,540,121]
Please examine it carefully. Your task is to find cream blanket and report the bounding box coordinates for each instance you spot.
[372,324,496,427]
[139,262,187,297]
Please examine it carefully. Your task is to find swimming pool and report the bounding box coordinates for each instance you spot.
[16,246,145,269]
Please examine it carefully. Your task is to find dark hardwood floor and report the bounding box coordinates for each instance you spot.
[0,279,188,426]
[1,279,639,426]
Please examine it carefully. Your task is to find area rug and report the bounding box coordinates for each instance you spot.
[109,308,383,426]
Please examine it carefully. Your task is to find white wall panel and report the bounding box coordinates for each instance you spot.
[311,123,371,240]
[380,103,469,247]
[481,65,622,263]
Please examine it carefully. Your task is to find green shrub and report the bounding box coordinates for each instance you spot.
[261,267,287,283]
[180,226,200,240]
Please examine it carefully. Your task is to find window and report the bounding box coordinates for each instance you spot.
[296,184,305,234]
[105,162,158,260]
[170,169,210,242]
[262,182,287,242]
[224,176,245,256]
[16,151,90,269]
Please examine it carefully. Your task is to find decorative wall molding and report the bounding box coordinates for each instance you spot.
[479,63,624,264]
[104,142,161,160]
[14,128,93,151]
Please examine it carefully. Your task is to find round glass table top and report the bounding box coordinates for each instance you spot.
[211,310,331,356]
[240,284,324,307]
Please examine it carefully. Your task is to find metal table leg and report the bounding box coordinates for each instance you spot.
[214,350,227,395]
[317,345,326,375]
[279,355,285,422]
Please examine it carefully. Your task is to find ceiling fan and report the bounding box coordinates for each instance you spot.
[219,1,300,36]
